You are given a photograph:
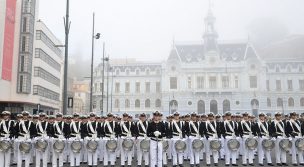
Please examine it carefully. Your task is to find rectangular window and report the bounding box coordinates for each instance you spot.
[94,83,98,92]
[288,80,293,91]
[235,76,238,88]
[209,76,217,89]
[276,80,281,91]
[188,77,192,89]
[197,76,204,89]
[19,76,24,92]
[125,82,130,93]
[299,80,304,90]
[249,76,257,88]
[222,76,229,88]
[266,80,270,91]
[115,82,120,93]
[22,17,27,32]
[20,56,25,72]
[145,82,150,93]
[170,77,177,89]
[21,37,26,52]
[156,82,161,93]
[136,82,140,93]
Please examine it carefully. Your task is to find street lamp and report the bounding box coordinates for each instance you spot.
[90,12,100,114]
[55,0,71,115]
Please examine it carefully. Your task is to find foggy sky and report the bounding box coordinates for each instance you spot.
[39,0,304,64]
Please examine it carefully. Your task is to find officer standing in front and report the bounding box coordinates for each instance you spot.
[0,111,14,167]
[147,111,166,167]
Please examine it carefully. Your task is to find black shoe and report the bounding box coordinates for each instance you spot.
[277,163,282,166]
[293,164,298,166]
[259,164,264,166]
[300,164,304,166]
[249,164,254,166]
[179,165,184,167]
[206,164,210,166]
[242,164,247,166]
[196,165,200,167]
[268,163,274,166]
[283,163,289,166]
[214,164,218,166]
[232,164,238,166]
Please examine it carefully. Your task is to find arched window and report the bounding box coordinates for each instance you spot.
[267,98,271,107]
[288,97,294,107]
[223,99,230,113]
[210,100,218,114]
[301,98,304,106]
[114,99,120,108]
[276,66,280,73]
[146,69,150,75]
[197,100,205,114]
[155,99,161,108]
[145,99,151,108]
[169,100,178,114]
[136,69,140,75]
[115,69,120,75]
[135,99,140,108]
[125,99,130,108]
[277,98,283,107]
[287,66,291,72]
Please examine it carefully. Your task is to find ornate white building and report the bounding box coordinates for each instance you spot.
[93,10,304,117]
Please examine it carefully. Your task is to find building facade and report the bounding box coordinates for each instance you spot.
[0,0,64,115]
[93,10,304,117]
[72,79,90,115]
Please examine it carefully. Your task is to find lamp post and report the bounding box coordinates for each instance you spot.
[61,0,71,115]
[90,12,100,114]
[106,56,110,113]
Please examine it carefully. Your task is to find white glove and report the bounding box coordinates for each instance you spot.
[154,131,161,137]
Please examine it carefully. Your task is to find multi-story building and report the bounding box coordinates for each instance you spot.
[93,10,304,117]
[72,79,90,114]
[0,0,64,115]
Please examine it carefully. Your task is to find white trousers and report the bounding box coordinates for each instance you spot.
[188,136,200,165]
[137,137,149,166]
[225,137,238,165]
[0,149,11,167]
[171,137,185,165]
[150,140,163,167]
[167,138,172,160]
[98,138,104,162]
[205,138,219,165]
[275,136,287,164]
[103,138,117,166]
[120,137,134,166]
[220,136,225,159]
[184,136,190,160]
[51,138,65,167]
[36,149,49,167]
[291,136,304,164]
[258,137,272,164]
[16,139,32,167]
[242,136,255,164]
